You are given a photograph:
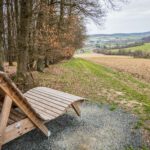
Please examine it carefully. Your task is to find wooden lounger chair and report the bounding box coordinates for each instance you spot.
[0,71,84,149]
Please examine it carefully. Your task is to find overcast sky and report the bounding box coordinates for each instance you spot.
[86,0,150,34]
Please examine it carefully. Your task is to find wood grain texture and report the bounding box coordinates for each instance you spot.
[4,118,35,144]
[0,96,12,148]
[24,87,85,121]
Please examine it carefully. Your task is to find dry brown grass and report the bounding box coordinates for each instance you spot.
[76,54,150,82]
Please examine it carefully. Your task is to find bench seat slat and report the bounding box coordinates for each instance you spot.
[34,87,81,101]
[31,89,75,102]
[28,90,71,105]
[25,95,66,111]
[24,87,84,121]
[25,91,69,107]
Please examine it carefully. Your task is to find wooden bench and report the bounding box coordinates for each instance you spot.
[0,71,84,149]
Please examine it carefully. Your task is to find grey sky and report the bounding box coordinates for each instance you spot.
[86,0,150,34]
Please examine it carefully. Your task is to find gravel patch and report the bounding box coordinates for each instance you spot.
[4,102,143,150]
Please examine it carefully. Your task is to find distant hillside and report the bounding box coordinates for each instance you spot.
[142,36,150,42]
[82,31,150,55]
[88,31,150,37]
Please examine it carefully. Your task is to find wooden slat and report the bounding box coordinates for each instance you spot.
[34,87,82,101]
[25,91,68,107]
[25,108,54,120]
[25,95,65,111]
[25,98,62,114]
[0,96,12,149]
[39,87,82,99]
[27,102,59,118]
[35,88,81,101]
[4,118,35,144]
[30,89,74,103]
[27,90,71,105]
[4,117,51,145]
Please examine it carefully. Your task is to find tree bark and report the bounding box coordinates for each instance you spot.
[58,0,64,29]
[0,0,4,71]
[14,0,19,50]
[17,0,30,79]
[6,0,13,66]
[37,58,45,72]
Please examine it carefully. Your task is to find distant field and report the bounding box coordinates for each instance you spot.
[109,43,150,54]
[76,54,150,82]
[125,43,150,52]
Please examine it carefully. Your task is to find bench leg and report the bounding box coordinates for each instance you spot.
[71,103,81,116]
[0,96,12,149]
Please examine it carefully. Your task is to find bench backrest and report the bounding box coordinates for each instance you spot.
[0,71,50,137]
[0,71,34,112]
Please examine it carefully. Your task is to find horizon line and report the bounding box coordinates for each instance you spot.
[87,30,150,36]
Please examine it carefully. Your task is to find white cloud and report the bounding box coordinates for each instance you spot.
[86,0,150,34]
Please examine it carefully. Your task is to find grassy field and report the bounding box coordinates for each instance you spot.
[34,58,150,132]
[78,54,150,82]
[109,43,150,54]
[125,43,150,52]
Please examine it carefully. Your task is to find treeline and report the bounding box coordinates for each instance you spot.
[95,42,144,50]
[0,0,87,73]
[95,40,150,59]
[0,0,126,82]
[97,48,150,59]
[142,36,150,43]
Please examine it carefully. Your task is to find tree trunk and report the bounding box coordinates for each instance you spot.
[14,0,19,52]
[37,58,45,72]
[44,56,49,68]
[6,0,13,66]
[58,0,64,29]
[17,0,30,82]
[0,0,4,71]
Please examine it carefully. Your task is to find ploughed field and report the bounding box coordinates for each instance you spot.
[76,54,150,82]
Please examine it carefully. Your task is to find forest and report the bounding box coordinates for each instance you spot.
[0,0,126,86]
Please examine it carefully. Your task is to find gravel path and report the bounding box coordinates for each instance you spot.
[4,102,143,150]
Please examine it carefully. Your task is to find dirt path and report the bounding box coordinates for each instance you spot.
[4,102,144,150]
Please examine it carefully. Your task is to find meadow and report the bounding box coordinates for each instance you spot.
[106,43,150,57]
[123,43,150,52]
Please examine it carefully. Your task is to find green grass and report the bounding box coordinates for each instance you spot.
[125,145,150,150]
[109,103,118,111]
[125,43,150,52]
[35,58,150,130]
[109,43,150,54]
